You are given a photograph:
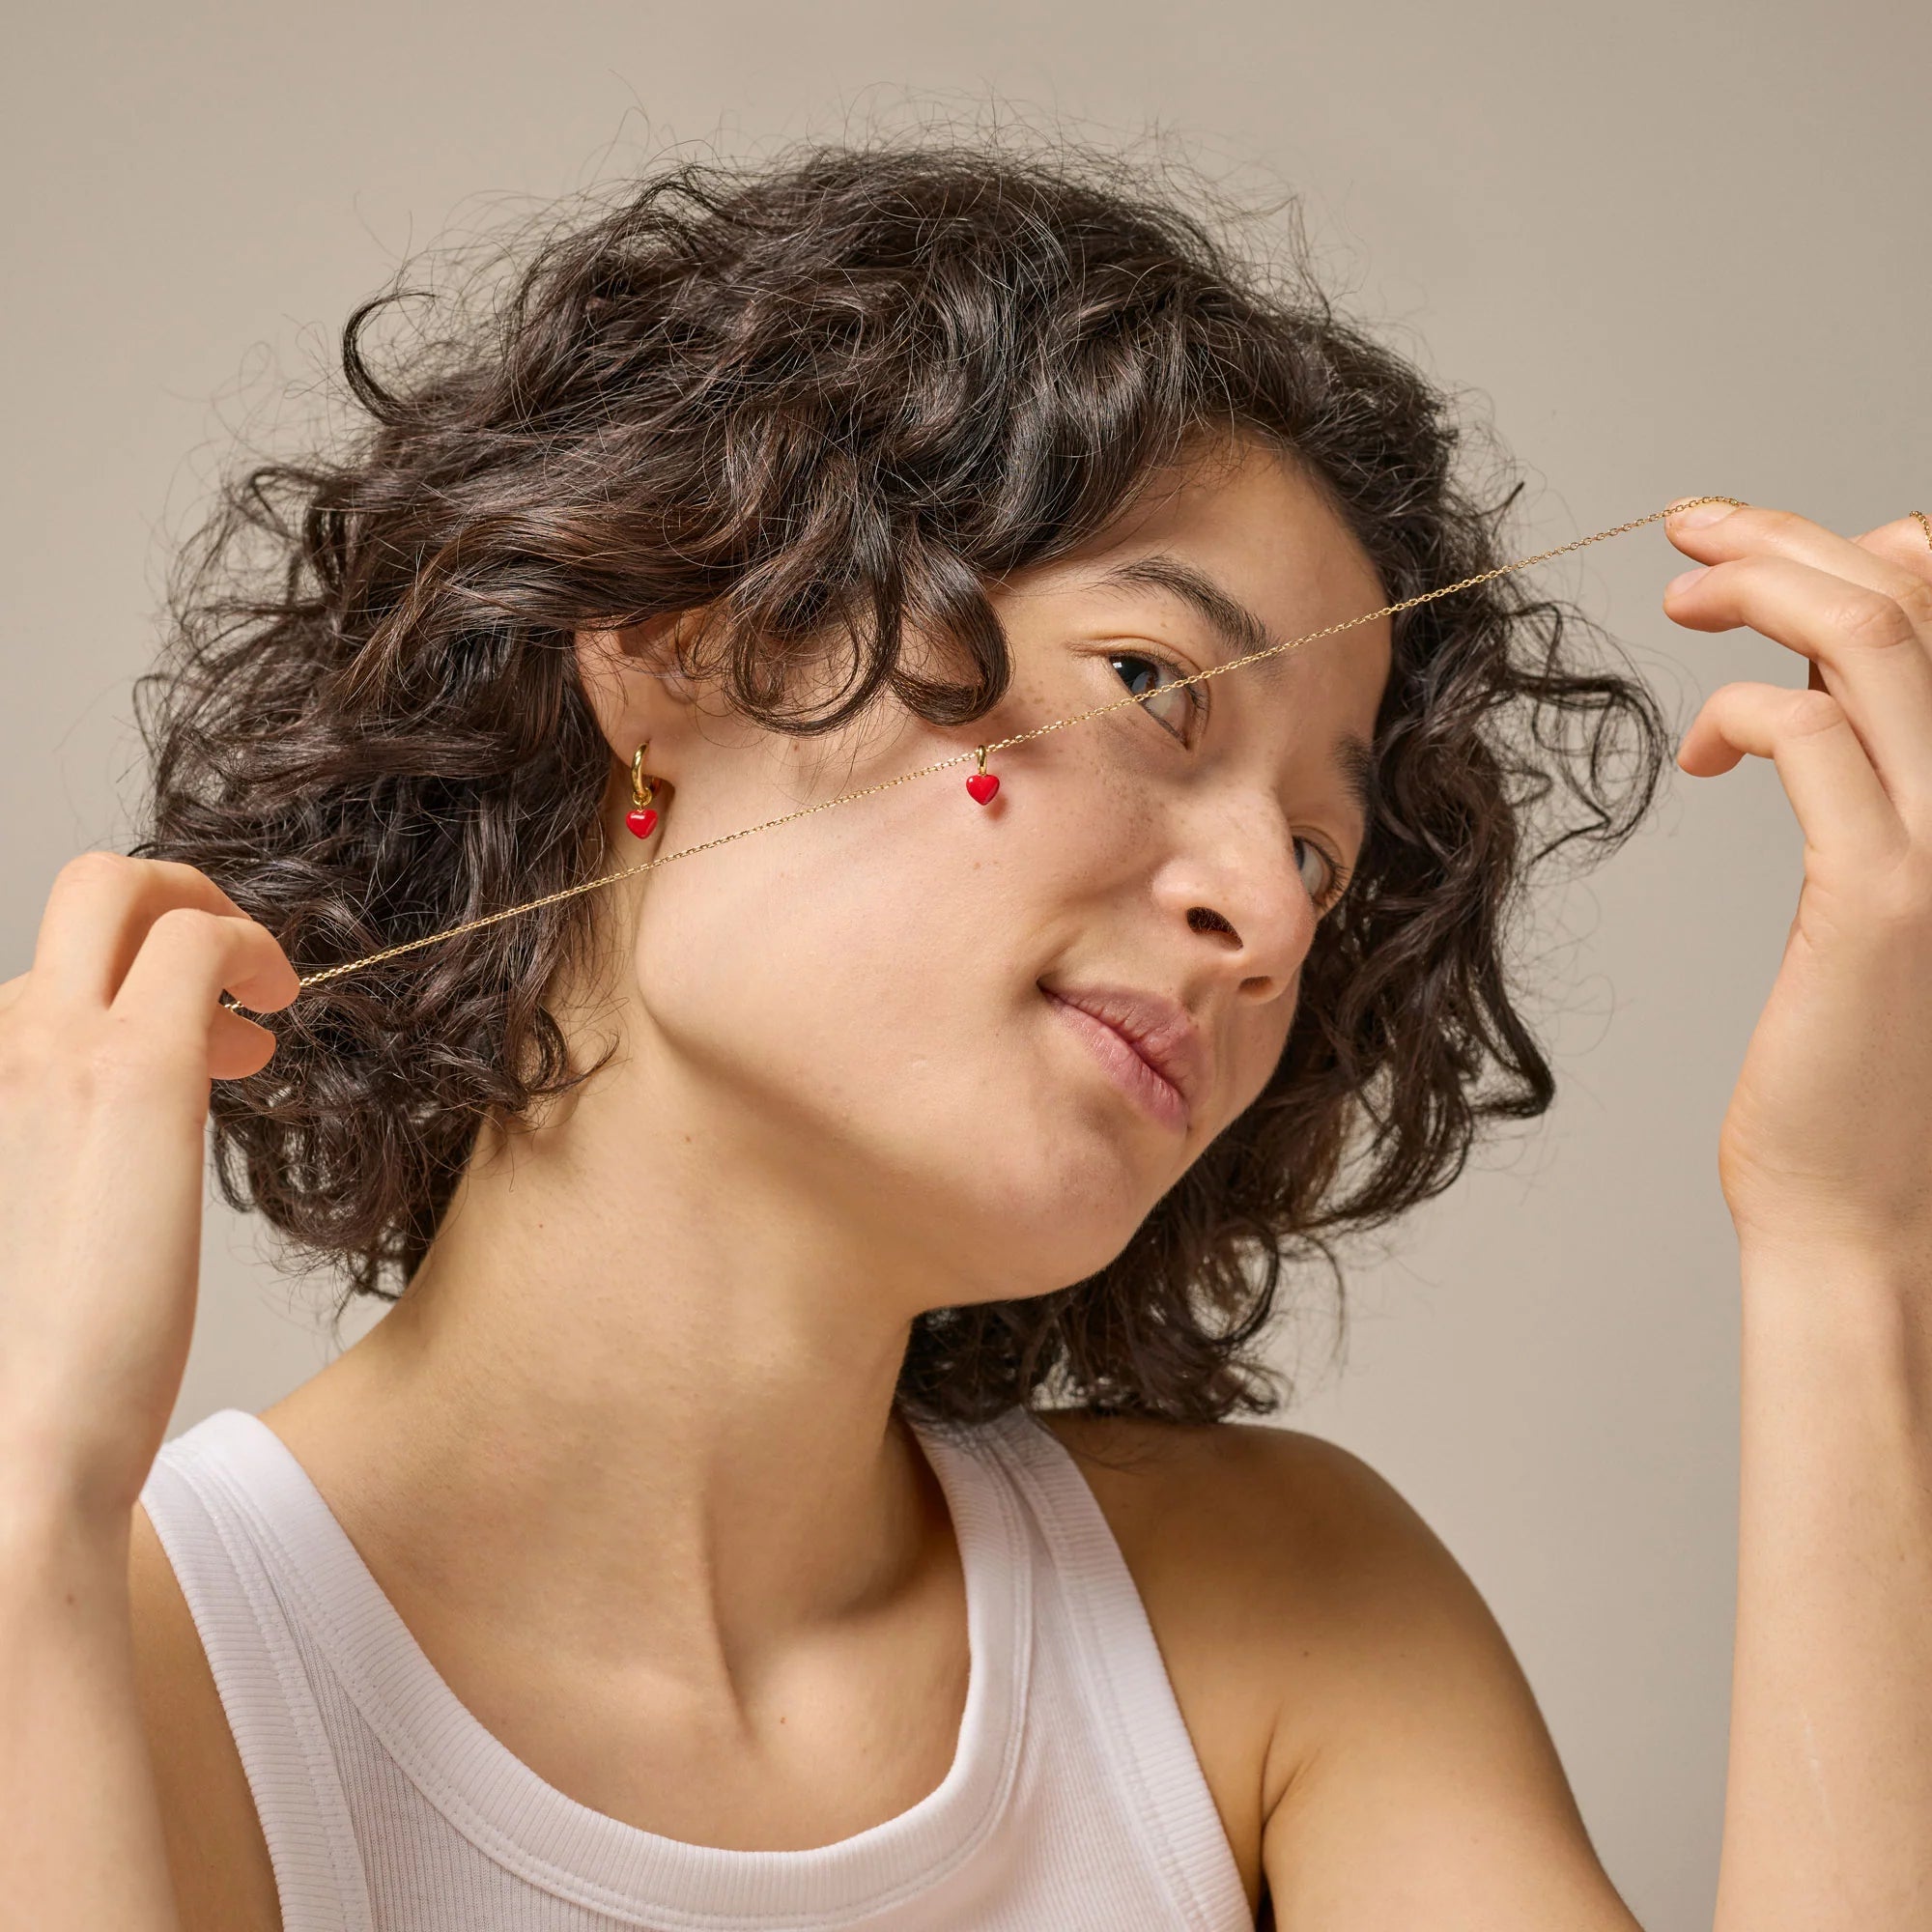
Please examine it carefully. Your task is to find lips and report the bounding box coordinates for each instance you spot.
[1039,980,1208,1127]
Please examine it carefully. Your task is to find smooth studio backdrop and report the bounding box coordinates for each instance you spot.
[4,6,1926,1927]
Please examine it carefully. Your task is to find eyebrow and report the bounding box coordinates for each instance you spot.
[1089,552,1380,834]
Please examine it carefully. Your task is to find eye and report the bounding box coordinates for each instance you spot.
[1107,648,1208,745]
[1293,834,1348,914]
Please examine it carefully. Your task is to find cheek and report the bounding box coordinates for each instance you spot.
[1197,951,1298,1108]
[622,796,1181,1292]
[1224,1017,1291,1124]
[629,824,1022,1158]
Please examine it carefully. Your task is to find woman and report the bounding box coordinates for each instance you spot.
[4,140,1928,1931]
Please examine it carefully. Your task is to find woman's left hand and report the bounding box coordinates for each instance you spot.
[1664,498,1932,1260]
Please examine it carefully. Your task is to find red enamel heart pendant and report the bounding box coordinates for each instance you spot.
[966,746,1000,805]
[625,806,659,838]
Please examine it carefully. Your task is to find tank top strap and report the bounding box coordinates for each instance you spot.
[938,1407,1251,1931]
[138,1412,376,1932]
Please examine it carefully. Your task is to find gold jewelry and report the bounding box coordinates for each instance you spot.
[291,496,1748,994]
[625,742,661,841]
[967,743,1000,805]
[1912,509,1931,553]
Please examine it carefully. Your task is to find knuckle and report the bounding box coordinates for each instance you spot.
[1835,590,1918,651]
[146,857,227,896]
[1785,690,1848,737]
[1889,573,1932,632]
[1747,504,1802,543]
[146,903,226,947]
[50,851,230,911]
[53,848,133,892]
[1704,679,1764,713]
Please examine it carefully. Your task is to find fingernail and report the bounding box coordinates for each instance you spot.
[1671,500,1738,529]
[1666,566,1710,596]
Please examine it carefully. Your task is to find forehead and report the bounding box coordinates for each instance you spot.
[1081,440,1387,639]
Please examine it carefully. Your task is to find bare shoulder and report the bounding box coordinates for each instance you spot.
[1038,1406,1433,1583]
[127,1500,283,1932]
[1033,1410,1453,1912]
[1037,1410,1639,1930]
[1035,1410,1475,1783]
[1037,1406,1468,1644]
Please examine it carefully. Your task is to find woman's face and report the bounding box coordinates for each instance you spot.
[581,440,1392,1308]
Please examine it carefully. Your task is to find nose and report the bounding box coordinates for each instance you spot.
[1152,804,1318,1005]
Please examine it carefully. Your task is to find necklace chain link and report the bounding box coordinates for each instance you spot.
[293,497,1748,993]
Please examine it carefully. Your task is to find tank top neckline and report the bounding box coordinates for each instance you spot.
[189,1404,1038,1928]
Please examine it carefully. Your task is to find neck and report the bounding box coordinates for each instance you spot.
[279,1023,953,1671]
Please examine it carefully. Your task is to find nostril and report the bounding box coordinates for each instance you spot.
[1187,906,1236,937]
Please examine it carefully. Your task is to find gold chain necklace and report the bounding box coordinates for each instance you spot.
[292,496,1749,994]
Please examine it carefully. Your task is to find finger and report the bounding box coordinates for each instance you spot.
[1663,554,1932,830]
[205,1005,285,1083]
[30,853,296,1013]
[1667,501,1932,632]
[109,905,300,1068]
[1677,680,1910,878]
[1849,513,1932,591]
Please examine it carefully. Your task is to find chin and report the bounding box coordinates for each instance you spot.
[920,1018,1182,1288]
[942,1122,1166,1298]
[677,984,1172,1293]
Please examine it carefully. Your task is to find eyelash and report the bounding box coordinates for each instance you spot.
[1106,646,1350,915]
[1107,646,1209,746]
[1296,835,1349,914]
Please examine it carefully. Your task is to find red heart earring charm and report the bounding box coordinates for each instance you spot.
[626,742,661,838]
[965,745,1000,806]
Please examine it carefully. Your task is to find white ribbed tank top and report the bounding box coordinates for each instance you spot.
[139,1405,1254,1931]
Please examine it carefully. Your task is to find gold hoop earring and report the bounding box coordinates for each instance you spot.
[626,743,661,840]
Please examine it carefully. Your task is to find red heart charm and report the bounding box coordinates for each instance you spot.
[625,807,660,838]
[965,772,1000,805]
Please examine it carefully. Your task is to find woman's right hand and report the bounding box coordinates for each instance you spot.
[0,852,299,1526]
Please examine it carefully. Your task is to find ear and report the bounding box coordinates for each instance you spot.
[573,610,713,766]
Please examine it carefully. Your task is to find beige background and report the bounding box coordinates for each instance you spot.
[5,5,1926,1926]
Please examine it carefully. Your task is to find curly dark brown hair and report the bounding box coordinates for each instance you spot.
[129,132,1673,1428]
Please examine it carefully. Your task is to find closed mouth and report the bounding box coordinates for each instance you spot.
[1040,986,1192,1132]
